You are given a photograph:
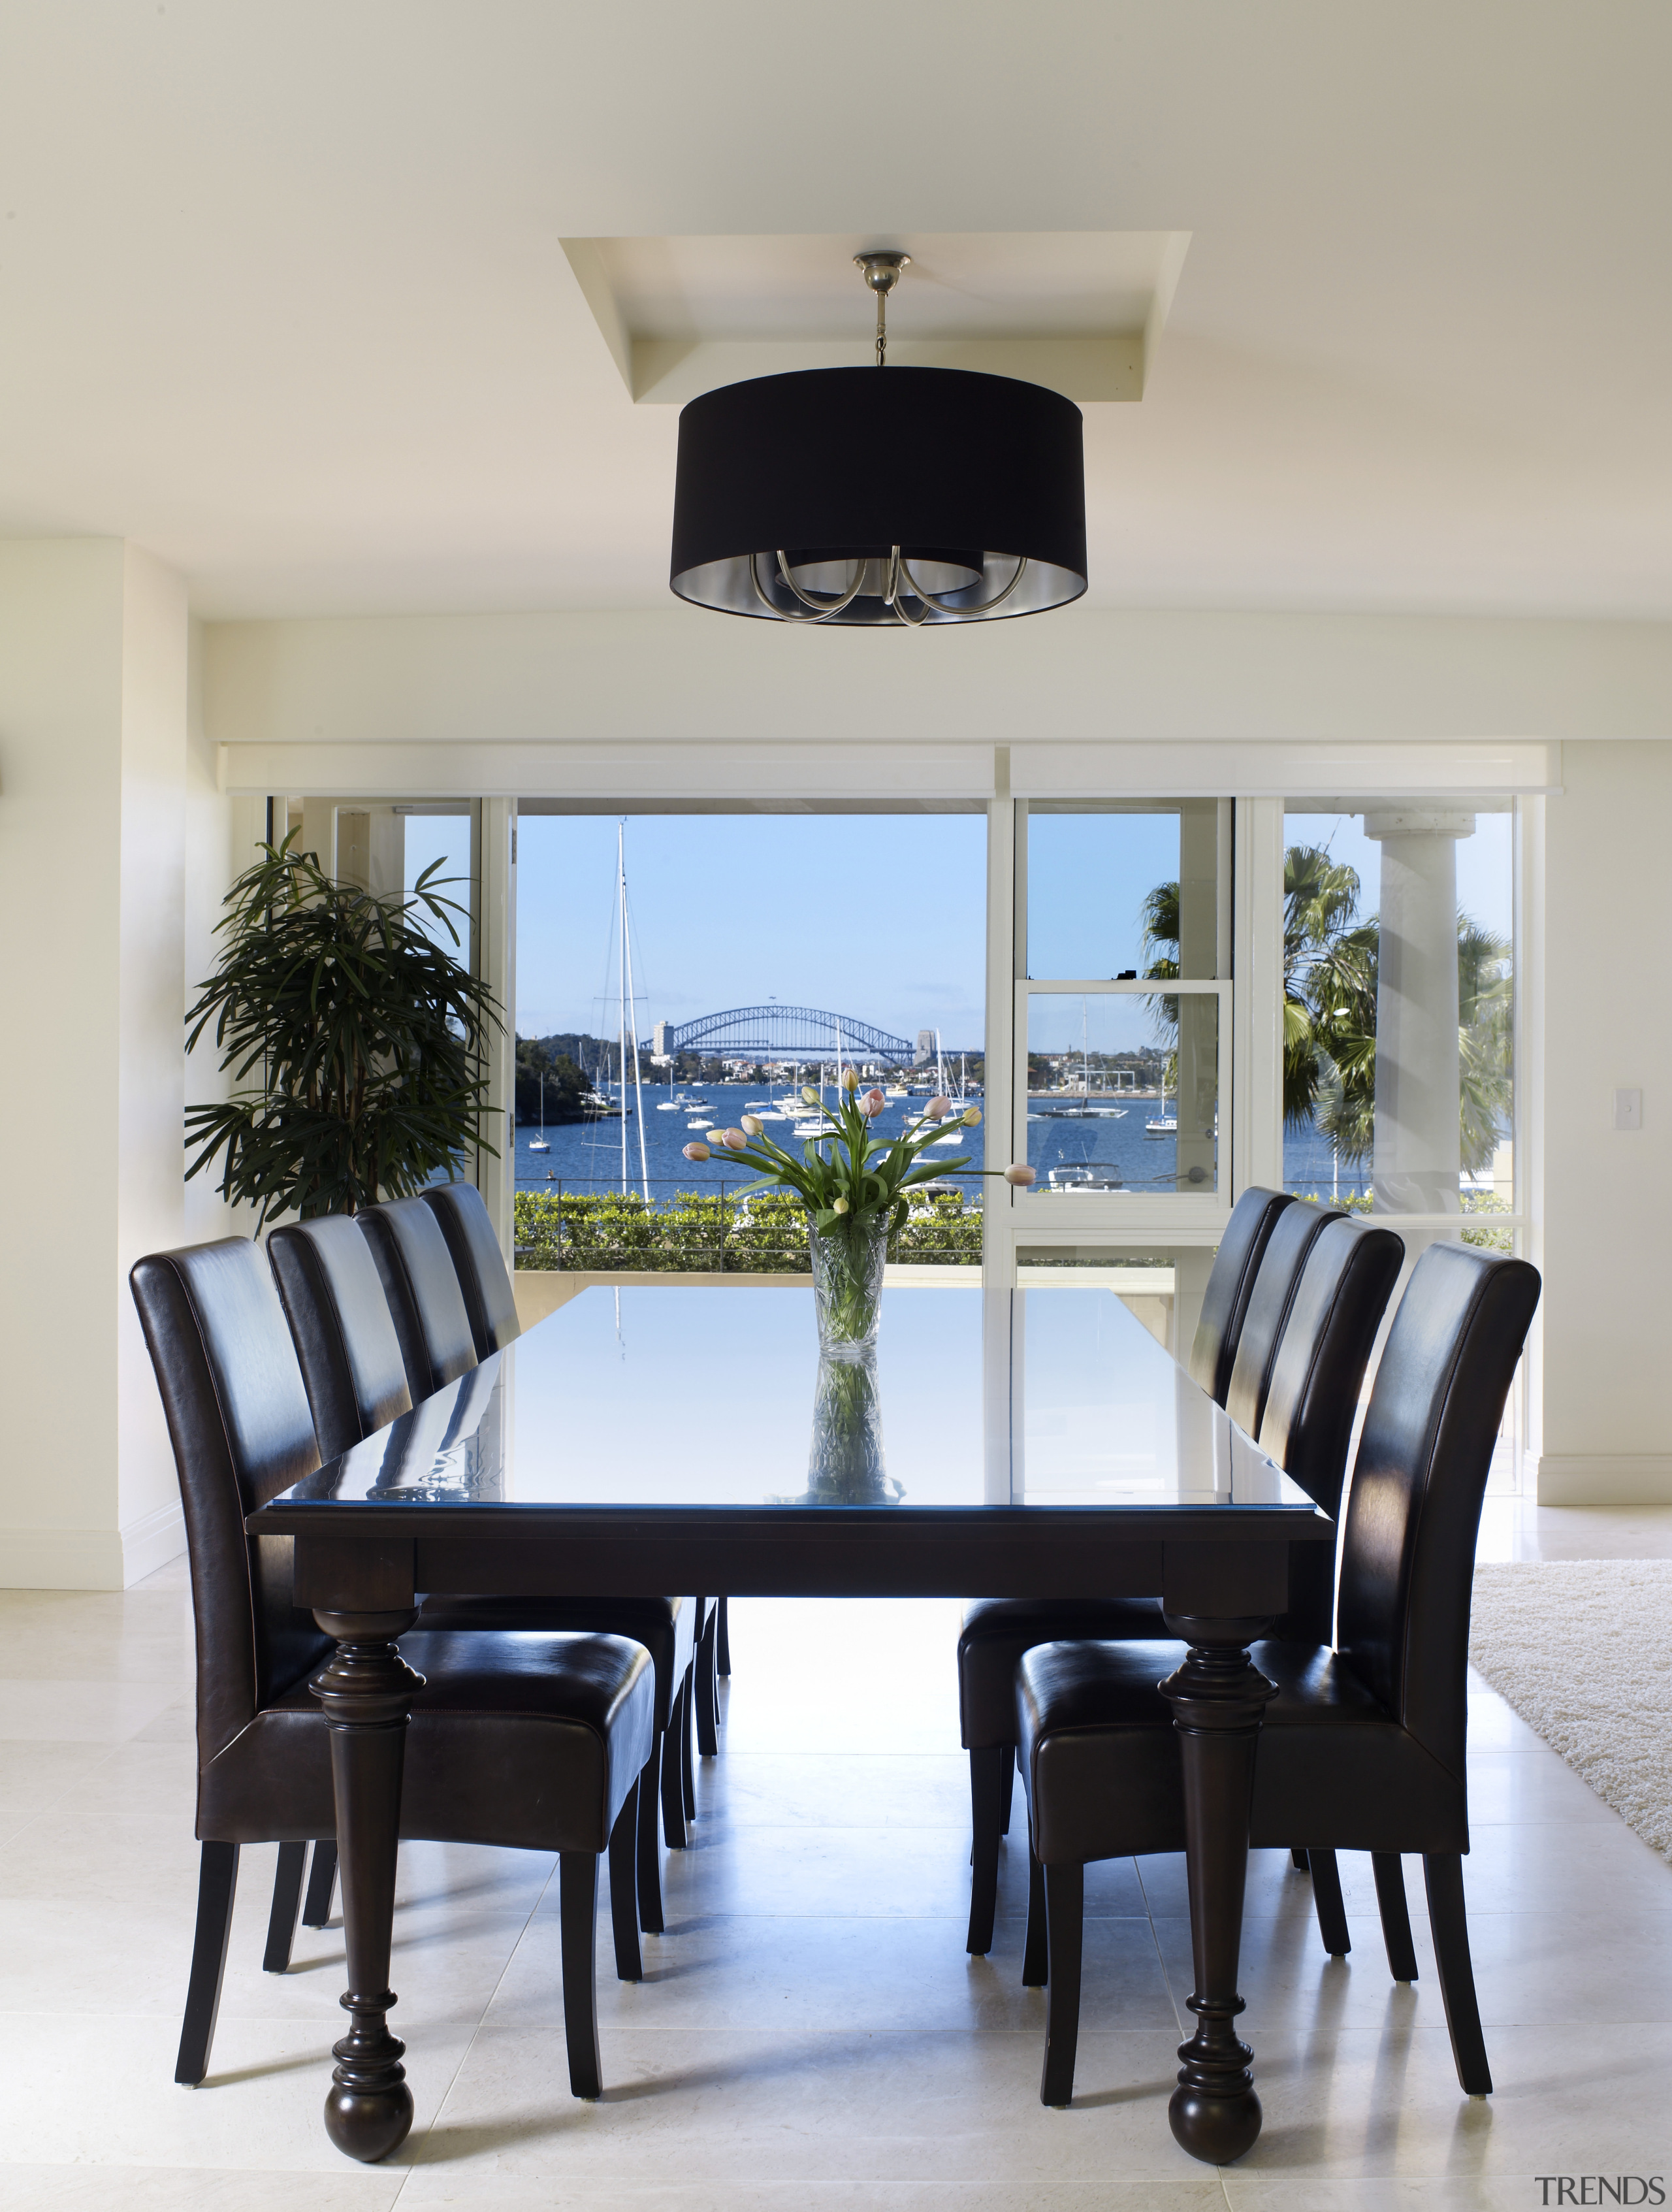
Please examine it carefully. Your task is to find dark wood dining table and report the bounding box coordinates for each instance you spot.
[247,1277,1334,2167]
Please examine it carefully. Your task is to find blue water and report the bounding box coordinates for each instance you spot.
[512,1080,1377,1209]
[513,1081,987,1207]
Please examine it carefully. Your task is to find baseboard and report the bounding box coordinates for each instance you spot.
[1535,1454,1672,1505]
[121,1499,187,1586]
[0,1525,127,1591]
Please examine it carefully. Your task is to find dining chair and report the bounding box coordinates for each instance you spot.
[130,1234,658,2101]
[1185,1185,1298,1402]
[421,1180,522,1360]
[1221,1196,1346,1440]
[359,1193,704,1911]
[1013,1240,1541,2107]
[357,1194,478,1397]
[957,1186,1310,1955]
[423,1179,733,1771]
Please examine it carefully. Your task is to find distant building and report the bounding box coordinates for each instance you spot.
[915,1028,936,1066]
[652,1020,673,1058]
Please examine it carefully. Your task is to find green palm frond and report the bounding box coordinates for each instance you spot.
[184,832,502,1225]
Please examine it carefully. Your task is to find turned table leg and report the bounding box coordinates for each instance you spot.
[310,1608,424,2164]
[1159,1613,1276,2166]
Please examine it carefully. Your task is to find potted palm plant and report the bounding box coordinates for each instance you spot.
[184,832,502,1224]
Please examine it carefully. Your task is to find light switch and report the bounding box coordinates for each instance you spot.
[1614,1087,1643,1131]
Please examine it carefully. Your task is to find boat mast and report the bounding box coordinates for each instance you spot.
[619,822,651,1202]
[617,827,628,1195]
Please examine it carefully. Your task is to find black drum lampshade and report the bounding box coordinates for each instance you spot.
[669,365,1087,627]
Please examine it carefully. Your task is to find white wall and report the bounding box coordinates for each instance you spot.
[0,539,205,1587]
[1539,740,1672,1501]
[202,604,1672,755]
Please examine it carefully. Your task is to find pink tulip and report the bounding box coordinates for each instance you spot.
[720,1127,748,1150]
[865,1087,885,1110]
[925,1096,950,1121]
[1004,1163,1037,1186]
[683,1141,711,1162]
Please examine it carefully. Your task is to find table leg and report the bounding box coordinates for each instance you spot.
[310,1608,424,2164]
[1158,1614,1276,2166]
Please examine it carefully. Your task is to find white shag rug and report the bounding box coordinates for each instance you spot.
[1469,1559,1672,1863]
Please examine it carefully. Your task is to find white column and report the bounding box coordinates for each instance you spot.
[1362,807,1472,1214]
[0,540,195,1587]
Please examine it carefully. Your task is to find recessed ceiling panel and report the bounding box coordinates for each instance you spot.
[561,231,1191,404]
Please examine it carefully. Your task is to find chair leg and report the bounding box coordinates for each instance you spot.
[1374,1852,1420,1983]
[1309,1847,1352,1957]
[1291,1847,1310,1871]
[680,1667,697,1819]
[637,1734,665,1933]
[301,1838,338,1927]
[1022,1844,1048,1987]
[609,1781,643,1983]
[695,1606,720,1757]
[176,1840,240,2086]
[965,1747,1007,1955]
[660,1678,688,1850]
[1424,1853,1492,2095]
[261,1840,308,1974]
[999,1744,1015,1836]
[1040,1861,1084,2107]
[716,1593,732,1676]
[559,1852,603,2100]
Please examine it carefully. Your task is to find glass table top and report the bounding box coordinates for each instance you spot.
[270,1283,1319,1518]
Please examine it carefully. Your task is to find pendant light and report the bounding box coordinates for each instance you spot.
[669,252,1087,626]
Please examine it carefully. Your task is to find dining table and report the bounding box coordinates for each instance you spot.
[247,1275,1335,2167]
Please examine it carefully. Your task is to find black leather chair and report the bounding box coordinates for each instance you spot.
[129,1235,657,2102]
[424,1180,732,1770]
[957,1186,1306,1955]
[1186,1185,1297,1402]
[421,1180,522,1359]
[357,1194,478,1398]
[263,1214,419,1945]
[359,1192,705,1916]
[1014,1241,1540,2108]
[1221,1196,1345,1439]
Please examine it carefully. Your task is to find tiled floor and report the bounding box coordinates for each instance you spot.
[3,1508,1671,2209]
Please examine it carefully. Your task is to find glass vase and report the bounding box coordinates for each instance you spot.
[805,1352,896,1504]
[807,1215,889,1358]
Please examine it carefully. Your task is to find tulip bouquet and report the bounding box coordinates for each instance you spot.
[684,1071,1036,1353]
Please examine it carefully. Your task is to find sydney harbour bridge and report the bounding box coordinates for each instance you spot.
[642,1004,927,1067]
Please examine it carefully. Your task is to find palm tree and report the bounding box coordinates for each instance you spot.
[1141,846,1512,1175]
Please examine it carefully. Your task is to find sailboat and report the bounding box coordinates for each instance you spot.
[528,1069,551,1154]
[1144,1077,1177,1138]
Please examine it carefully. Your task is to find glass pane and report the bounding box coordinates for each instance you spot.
[1281,803,1513,1217]
[1027,801,1222,980]
[513,813,986,1271]
[1023,991,1219,1196]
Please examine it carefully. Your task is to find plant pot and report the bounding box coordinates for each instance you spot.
[807,1214,889,1358]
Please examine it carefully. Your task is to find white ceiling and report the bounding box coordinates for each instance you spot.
[3,3,1672,619]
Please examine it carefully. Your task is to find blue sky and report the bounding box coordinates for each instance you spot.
[513,814,988,1046]
[408,803,1515,1046]
[1285,806,1513,943]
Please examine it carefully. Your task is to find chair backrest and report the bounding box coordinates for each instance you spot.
[1257,1214,1406,1516]
[1337,1241,1541,1777]
[1223,1199,1343,1437]
[422,1181,521,1359]
[357,1195,478,1399]
[1187,1186,1296,1405]
[129,1239,329,1766]
[268,1214,413,1463]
